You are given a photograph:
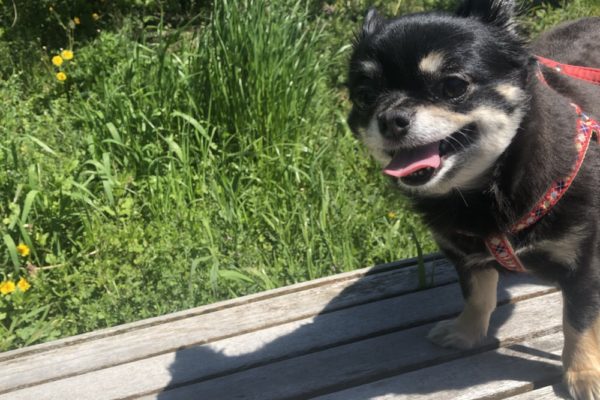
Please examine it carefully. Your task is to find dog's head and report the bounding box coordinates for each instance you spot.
[347,0,531,196]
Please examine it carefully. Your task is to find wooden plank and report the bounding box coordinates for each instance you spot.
[0,270,552,398]
[0,258,455,394]
[314,332,564,400]
[142,293,562,400]
[145,292,563,400]
[8,289,562,400]
[0,254,445,363]
[505,384,570,399]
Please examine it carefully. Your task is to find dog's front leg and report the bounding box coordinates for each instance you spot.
[561,278,600,400]
[428,266,499,349]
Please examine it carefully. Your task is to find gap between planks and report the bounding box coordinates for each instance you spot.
[0,253,445,364]
[503,383,571,399]
[139,292,564,400]
[312,331,565,400]
[0,256,452,394]
[4,275,561,400]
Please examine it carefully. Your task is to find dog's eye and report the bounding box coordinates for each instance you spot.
[441,77,469,99]
[352,87,375,109]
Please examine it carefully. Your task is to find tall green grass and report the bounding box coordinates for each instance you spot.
[0,0,433,350]
[2,0,591,350]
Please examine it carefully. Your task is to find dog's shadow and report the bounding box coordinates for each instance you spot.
[156,260,569,399]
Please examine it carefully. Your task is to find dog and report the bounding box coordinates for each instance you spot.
[346,0,600,398]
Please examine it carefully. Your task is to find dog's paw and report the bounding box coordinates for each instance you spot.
[427,319,484,350]
[565,370,600,400]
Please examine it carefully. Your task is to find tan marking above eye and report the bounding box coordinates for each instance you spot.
[495,84,525,103]
[419,51,445,74]
[358,61,380,78]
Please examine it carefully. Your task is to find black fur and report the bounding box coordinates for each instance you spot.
[456,0,516,29]
[347,1,600,394]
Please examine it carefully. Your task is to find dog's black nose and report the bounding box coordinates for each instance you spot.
[377,109,412,139]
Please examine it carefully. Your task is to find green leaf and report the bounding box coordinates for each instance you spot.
[171,111,212,141]
[218,269,254,284]
[105,122,123,144]
[164,136,184,163]
[20,190,39,224]
[3,234,20,271]
[26,136,56,156]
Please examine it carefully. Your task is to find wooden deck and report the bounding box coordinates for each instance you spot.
[0,255,572,399]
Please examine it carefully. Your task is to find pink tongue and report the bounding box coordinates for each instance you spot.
[383,142,441,178]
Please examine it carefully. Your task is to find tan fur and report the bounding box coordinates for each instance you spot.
[428,268,498,349]
[410,105,523,194]
[359,61,380,78]
[495,83,526,104]
[362,98,523,196]
[563,306,600,399]
[412,104,471,133]
[419,51,445,74]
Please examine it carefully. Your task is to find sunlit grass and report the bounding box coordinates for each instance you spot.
[0,0,436,350]
[1,0,591,350]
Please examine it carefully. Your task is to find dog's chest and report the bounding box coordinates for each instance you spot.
[438,226,585,271]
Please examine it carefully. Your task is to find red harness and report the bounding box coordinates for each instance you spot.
[535,55,600,86]
[484,56,600,272]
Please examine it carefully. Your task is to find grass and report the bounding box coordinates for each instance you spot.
[0,0,598,351]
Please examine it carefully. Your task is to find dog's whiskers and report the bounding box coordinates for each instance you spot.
[445,135,468,152]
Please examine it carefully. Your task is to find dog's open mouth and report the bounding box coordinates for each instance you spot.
[383,123,476,186]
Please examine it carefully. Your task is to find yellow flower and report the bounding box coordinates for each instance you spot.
[52,55,63,67]
[0,281,16,295]
[16,243,30,257]
[73,17,81,25]
[61,50,74,60]
[387,211,398,219]
[92,13,100,21]
[56,72,67,81]
[17,277,31,292]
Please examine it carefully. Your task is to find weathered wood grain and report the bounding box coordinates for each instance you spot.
[12,290,561,400]
[314,332,564,400]
[0,257,565,400]
[0,254,445,363]
[0,258,455,394]
[142,292,562,400]
[505,384,571,399]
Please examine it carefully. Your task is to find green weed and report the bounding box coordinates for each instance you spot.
[0,0,592,350]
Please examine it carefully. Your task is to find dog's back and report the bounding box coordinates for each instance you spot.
[532,17,600,116]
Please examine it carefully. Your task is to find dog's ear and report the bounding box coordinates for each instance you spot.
[362,8,383,37]
[456,0,516,30]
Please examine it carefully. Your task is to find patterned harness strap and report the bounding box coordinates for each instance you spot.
[485,56,600,272]
[485,107,600,272]
[536,55,600,86]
